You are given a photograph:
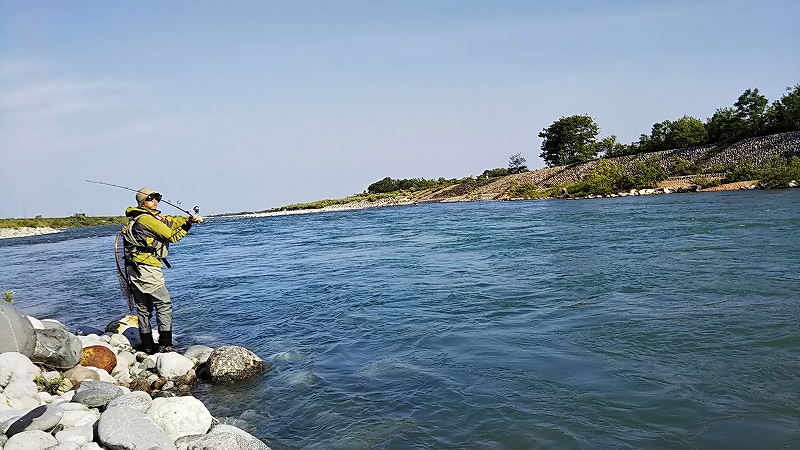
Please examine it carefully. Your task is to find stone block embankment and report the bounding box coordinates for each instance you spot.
[498,131,800,191]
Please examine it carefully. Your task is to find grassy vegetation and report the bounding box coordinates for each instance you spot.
[507,182,561,199]
[4,290,13,303]
[723,155,800,188]
[0,214,124,229]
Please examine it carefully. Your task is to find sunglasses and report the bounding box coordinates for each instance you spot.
[145,193,162,202]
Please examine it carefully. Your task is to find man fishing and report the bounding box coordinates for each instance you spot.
[123,187,203,354]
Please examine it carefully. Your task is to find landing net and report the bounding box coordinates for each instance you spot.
[114,231,134,312]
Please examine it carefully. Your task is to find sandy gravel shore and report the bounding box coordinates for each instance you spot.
[235,197,416,218]
[0,227,63,239]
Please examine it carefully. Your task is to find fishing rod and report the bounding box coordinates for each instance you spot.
[86,179,200,216]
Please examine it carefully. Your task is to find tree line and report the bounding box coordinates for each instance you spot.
[539,85,800,167]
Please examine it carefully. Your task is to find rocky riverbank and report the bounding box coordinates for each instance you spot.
[0,300,271,449]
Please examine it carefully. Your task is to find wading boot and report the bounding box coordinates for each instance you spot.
[157,330,177,353]
[139,332,156,355]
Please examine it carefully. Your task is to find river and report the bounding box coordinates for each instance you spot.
[1,189,799,449]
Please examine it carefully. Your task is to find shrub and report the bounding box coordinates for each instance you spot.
[630,155,668,187]
[723,163,763,183]
[3,290,13,303]
[482,168,509,179]
[669,157,700,176]
[759,156,800,188]
[507,182,557,199]
[691,176,721,189]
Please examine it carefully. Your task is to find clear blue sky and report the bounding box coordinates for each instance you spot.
[2,1,798,217]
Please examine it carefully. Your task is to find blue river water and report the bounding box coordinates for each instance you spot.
[1,189,799,449]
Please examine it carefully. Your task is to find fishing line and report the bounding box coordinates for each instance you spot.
[85,179,200,216]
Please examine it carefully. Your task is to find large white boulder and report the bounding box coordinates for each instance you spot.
[157,352,195,378]
[146,396,213,441]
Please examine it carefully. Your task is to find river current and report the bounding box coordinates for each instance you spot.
[2,189,799,449]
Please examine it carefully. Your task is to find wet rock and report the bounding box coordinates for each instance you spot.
[207,345,269,383]
[175,424,270,450]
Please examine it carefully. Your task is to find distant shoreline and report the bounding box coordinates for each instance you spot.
[231,179,763,218]
[0,180,785,236]
[230,197,417,218]
[0,226,63,240]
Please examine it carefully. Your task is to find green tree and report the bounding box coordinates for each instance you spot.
[637,116,707,152]
[766,85,800,133]
[368,177,397,194]
[538,115,600,166]
[734,88,769,137]
[508,153,528,174]
[706,107,745,144]
[597,135,634,157]
[482,168,509,179]
[663,116,707,149]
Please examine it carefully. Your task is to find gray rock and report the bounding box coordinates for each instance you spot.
[0,301,36,356]
[207,346,269,383]
[31,326,83,369]
[96,406,176,450]
[71,380,123,408]
[106,390,152,413]
[4,429,58,450]
[183,345,214,364]
[6,403,64,436]
[175,424,270,450]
